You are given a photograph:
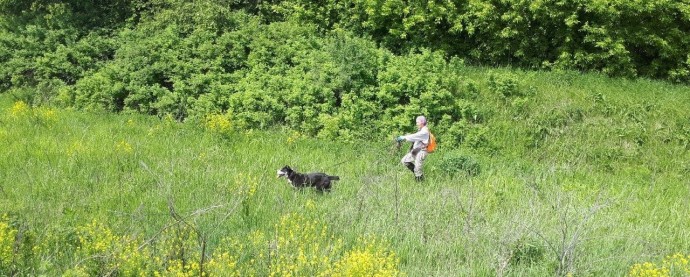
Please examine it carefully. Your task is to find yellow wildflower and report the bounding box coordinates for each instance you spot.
[37,107,58,122]
[67,141,86,157]
[116,140,133,154]
[0,214,17,266]
[628,253,690,277]
[205,114,232,135]
[9,101,29,118]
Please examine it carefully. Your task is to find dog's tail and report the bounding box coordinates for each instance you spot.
[329,176,340,181]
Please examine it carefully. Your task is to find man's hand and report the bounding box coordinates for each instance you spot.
[396,136,405,142]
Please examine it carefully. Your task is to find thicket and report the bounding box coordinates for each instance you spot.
[266,0,690,82]
[0,0,486,144]
[1,0,690,146]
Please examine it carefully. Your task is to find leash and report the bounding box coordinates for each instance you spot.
[326,160,349,168]
[321,140,401,171]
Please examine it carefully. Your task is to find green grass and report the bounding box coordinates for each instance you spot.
[1,68,690,276]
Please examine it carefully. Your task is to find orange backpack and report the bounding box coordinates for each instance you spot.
[426,132,437,153]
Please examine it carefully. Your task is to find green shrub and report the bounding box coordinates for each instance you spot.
[265,0,690,83]
[488,73,526,98]
[510,238,545,266]
[5,0,690,154]
[438,151,481,177]
[527,106,584,148]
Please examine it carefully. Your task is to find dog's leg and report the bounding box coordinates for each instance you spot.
[317,180,331,192]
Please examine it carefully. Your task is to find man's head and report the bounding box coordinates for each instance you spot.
[416,115,427,128]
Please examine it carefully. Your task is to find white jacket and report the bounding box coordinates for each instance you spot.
[402,126,430,150]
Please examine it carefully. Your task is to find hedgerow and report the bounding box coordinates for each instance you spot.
[265,0,690,82]
[2,0,689,151]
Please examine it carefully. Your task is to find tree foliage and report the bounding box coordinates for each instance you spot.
[1,0,689,146]
[267,0,690,81]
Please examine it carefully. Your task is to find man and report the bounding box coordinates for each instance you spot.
[396,115,430,181]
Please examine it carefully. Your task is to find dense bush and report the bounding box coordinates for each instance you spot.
[0,1,131,106]
[2,0,689,151]
[266,0,690,82]
[438,151,481,177]
[6,0,487,145]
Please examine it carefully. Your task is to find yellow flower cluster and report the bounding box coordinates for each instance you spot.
[0,200,407,276]
[16,210,404,276]
[205,114,233,136]
[202,213,402,276]
[36,106,57,123]
[7,101,58,124]
[208,237,258,276]
[233,172,259,199]
[323,237,402,277]
[160,259,201,277]
[0,214,17,267]
[628,253,690,277]
[663,253,690,275]
[154,224,202,276]
[206,250,241,277]
[304,199,316,211]
[628,262,670,277]
[73,220,151,276]
[268,213,342,276]
[9,101,29,117]
[287,130,301,144]
[70,219,246,276]
[116,140,134,154]
[66,141,87,157]
[148,124,163,137]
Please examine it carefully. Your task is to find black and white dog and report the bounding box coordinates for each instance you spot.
[277,165,339,192]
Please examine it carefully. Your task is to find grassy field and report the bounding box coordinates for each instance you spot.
[1,69,690,276]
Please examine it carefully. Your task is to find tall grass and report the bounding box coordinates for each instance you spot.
[1,68,690,276]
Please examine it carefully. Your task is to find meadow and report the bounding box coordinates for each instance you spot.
[2,67,690,276]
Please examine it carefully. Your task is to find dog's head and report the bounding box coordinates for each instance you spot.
[277,165,293,178]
